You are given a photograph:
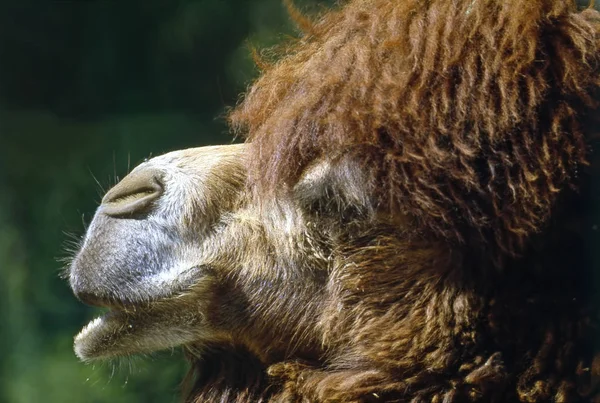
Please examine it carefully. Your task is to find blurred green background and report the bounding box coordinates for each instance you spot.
[0,1,331,402]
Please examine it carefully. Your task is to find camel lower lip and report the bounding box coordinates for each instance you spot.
[73,290,209,361]
[72,266,210,360]
[74,310,131,361]
[72,268,215,361]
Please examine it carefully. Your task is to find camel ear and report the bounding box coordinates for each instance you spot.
[293,156,373,217]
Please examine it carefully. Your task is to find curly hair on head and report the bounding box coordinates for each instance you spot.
[231,0,600,258]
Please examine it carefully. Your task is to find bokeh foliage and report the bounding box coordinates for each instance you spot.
[0,1,331,401]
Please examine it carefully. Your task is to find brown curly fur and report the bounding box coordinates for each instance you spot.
[184,0,600,402]
[231,0,600,257]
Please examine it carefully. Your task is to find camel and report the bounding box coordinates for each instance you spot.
[68,0,600,401]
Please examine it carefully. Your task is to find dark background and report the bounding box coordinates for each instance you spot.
[0,1,331,402]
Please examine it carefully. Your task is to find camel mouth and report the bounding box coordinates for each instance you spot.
[74,295,188,361]
[74,291,137,311]
[74,302,184,361]
[73,265,214,361]
[73,291,161,361]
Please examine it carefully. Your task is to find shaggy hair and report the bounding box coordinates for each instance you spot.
[231,0,600,258]
[225,0,600,401]
[68,0,600,402]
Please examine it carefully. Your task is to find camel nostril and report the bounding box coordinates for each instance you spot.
[101,168,164,218]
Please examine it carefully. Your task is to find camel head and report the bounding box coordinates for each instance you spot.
[68,143,369,363]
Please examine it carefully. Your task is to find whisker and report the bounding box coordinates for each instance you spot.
[88,168,105,195]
